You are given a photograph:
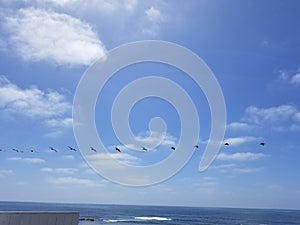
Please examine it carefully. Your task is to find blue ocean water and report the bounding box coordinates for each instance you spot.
[0,201,300,225]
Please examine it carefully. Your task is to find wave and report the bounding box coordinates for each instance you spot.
[103,216,172,223]
[134,216,172,221]
[103,219,131,223]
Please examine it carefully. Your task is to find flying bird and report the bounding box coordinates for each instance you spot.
[260,142,265,146]
[49,147,58,152]
[67,146,77,151]
[12,148,22,153]
[171,146,176,151]
[90,147,97,152]
[224,142,229,146]
[115,147,121,152]
[30,149,38,153]
[194,145,199,149]
[141,146,148,151]
[0,148,5,152]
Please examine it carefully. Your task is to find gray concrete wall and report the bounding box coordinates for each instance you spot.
[0,212,79,225]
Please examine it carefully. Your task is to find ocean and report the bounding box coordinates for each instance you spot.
[0,201,299,225]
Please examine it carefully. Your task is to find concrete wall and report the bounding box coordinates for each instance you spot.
[0,212,79,225]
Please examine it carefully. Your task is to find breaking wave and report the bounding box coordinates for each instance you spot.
[103,216,172,223]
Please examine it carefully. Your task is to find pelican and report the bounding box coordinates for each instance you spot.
[90,147,97,152]
[49,147,58,152]
[67,146,77,151]
[115,147,121,152]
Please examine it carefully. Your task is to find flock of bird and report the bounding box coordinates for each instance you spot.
[0,142,265,154]
[0,146,81,154]
[114,141,265,153]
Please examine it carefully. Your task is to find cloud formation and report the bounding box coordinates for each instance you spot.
[4,7,106,66]
[0,76,71,127]
[7,157,45,164]
[46,176,101,188]
[242,104,300,131]
[210,163,263,174]
[290,73,300,86]
[41,167,78,174]
[227,122,253,131]
[223,136,257,147]
[86,152,140,167]
[0,169,14,178]
[228,104,300,132]
[44,117,73,128]
[217,152,265,161]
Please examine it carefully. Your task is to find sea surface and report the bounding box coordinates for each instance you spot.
[0,201,300,225]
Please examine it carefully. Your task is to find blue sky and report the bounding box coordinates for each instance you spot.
[0,0,300,209]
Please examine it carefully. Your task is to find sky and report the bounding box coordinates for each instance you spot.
[0,0,300,209]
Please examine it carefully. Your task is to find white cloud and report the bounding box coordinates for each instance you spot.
[42,0,77,7]
[243,105,297,124]
[223,136,257,147]
[40,0,124,13]
[210,163,263,174]
[278,70,290,81]
[44,117,73,128]
[38,0,138,14]
[46,176,101,187]
[234,167,263,173]
[290,73,300,86]
[210,163,236,171]
[142,6,166,36]
[0,169,14,178]
[62,155,75,160]
[227,122,252,131]
[4,7,106,66]
[86,152,140,166]
[294,112,300,121]
[0,76,71,119]
[145,7,164,22]
[41,167,78,174]
[124,0,138,13]
[241,104,300,131]
[230,104,300,132]
[217,152,265,161]
[7,157,45,164]
[194,177,218,193]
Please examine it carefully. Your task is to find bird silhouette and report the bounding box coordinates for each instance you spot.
[171,146,175,150]
[141,146,148,151]
[67,146,77,151]
[30,149,38,153]
[90,147,97,152]
[260,142,265,146]
[12,148,23,153]
[0,148,5,152]
[115,147,121,152]
[224,142,229,146]
[49,147,58,152]
[194,145,199,149]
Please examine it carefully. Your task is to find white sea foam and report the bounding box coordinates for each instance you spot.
[103,216,172,223]
[135,216,172,221]
[103,219,130,222]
